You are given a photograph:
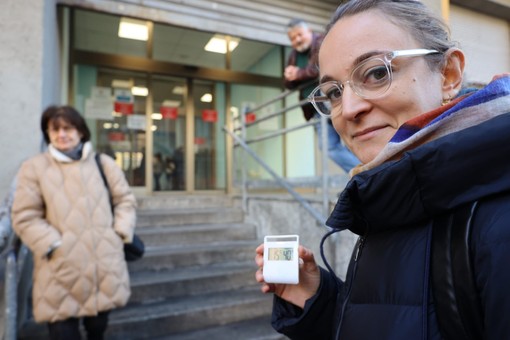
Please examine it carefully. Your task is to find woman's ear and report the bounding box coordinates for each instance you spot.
[441,48,465,99]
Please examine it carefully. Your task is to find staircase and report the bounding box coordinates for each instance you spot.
[17,195,286,340]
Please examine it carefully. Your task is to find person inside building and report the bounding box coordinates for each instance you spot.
[153,152,164,191]
[284,18,360,173]
[11,105,137,340]
[256,0,510,338]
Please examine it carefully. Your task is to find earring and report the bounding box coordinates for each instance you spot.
[442,93,452,106]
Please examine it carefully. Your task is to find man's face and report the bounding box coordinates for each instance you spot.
[288,26,313,53]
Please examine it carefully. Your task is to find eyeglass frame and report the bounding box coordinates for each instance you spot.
[308,48,442,117]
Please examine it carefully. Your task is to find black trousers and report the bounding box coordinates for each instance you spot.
[47,311,109,340]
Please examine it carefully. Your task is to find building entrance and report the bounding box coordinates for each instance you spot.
[74,66,226,193]
[67,7,284,194]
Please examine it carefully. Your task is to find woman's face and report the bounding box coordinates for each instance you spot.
[47,118,83,152]
[319,10,444,164]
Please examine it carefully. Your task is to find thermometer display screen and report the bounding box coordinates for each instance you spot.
[268,247,293,261]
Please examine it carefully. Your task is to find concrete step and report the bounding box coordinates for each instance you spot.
[137,195,236,210]
[128,262,256,304]
[136,207,244,228]
[136,222,258,247]
[105,288,273,339]
[17,288,275,340]
[127,240,259,272]
[153,316,289,340]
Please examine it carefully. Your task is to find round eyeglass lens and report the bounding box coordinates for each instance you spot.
[351,57,392,98]
[313,97,333,117]
[310,83,339,117]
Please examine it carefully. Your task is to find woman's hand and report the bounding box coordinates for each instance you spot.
[255,243,321,309]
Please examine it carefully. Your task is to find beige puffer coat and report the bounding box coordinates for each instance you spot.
[12,142,137,323]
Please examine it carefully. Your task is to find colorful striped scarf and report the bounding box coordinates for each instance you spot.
[351,75,510,176]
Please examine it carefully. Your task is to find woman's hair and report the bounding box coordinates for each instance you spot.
[41,105,91,144]
[327,0,457,70]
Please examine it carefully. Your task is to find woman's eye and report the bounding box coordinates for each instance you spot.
[362,66,389,85]
[325,86,343,102]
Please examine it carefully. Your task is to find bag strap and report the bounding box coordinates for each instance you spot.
[431,201,483,339]
[94,153,113,213]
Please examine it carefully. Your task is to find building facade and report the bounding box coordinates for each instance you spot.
[0,0,509,199]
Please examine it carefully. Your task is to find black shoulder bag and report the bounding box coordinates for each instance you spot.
[95,153,145,261]
[431,201,483,339]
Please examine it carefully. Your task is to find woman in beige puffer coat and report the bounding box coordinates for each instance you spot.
[12,105,137,340]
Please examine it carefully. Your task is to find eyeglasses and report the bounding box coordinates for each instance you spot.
[308,49,441,117]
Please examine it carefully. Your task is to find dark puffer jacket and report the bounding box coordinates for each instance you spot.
[272,108,510,338]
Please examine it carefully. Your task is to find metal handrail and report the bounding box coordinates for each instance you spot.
[3,234,21,340]
[224,128,327,226]
[245,80,316,113]
[234,98,309,131]
[225,83,334,226]
[1,178,32,340]
[237,120,316,145]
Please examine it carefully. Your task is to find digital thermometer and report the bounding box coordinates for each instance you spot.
[263,235,299,284]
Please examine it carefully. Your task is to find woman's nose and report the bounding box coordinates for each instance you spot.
[341,85,369,120]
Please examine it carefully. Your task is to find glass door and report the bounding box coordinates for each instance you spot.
[74,65,148,188]
[193,80,226,191]
[151,75,187,191]
[74,65,228,193]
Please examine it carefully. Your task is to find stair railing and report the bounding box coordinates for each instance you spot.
[223,82,335,227]
[1,176,33,340]
[3,234,32,340]
[1,176,36,340]
[3,235,18,340]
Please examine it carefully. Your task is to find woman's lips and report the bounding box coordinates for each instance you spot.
[352,125,388,141]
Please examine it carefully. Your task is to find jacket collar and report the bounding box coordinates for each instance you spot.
[48,141,92,163]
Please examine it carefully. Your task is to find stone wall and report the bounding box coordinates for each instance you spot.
[239,194,358,281]
[0,0,60,199]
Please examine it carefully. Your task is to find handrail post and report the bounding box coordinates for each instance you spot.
[319,115,330,218]
[4,250,17,340]
[241,106,248,213]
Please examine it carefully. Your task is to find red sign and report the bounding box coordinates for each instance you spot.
[202,109,218,123]
[194,137,206,145]
[108,132,125,142]
[245,112,256,123]
[160,106,178,120]
[114,101,134,115]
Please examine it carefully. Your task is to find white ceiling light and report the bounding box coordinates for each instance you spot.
[111,79,133,88]
[118,17,149,41]
[204,35,240,54]
[162,100,181,107]
[172,86,185,95]
[131,86,148,96]
[200,93,213,102]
